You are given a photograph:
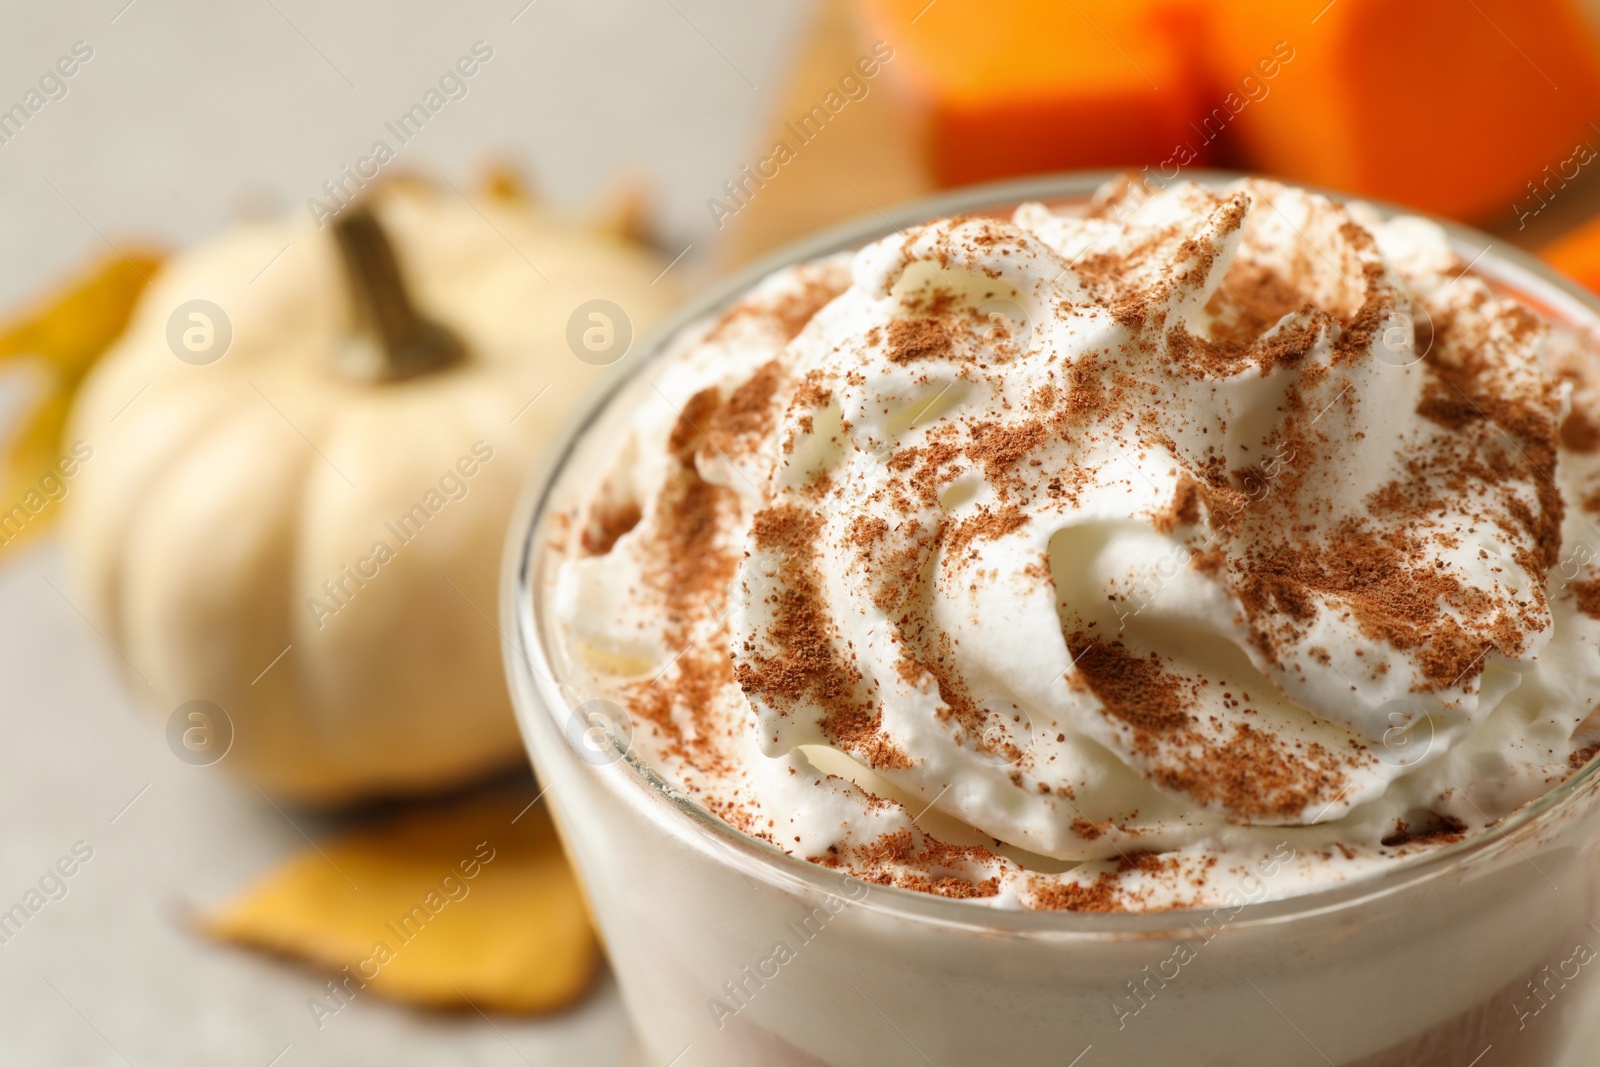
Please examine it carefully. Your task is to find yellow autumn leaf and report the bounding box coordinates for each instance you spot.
[201,787,599,1016]
[0,250,161,556]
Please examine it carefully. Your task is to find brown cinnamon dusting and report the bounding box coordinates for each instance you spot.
[1562,408,1600,453]
[1152,473,1203,533]
[579,498,641,556]
[1029,853,1178,912]
[1235,520,1508,689]
[772,274,846,340]
[736,504,910,770]
[966,419,1046,477]
[820,829,1001,899]
[943,504,1027,560]
[701,359,783,461]
[1067,634,1350,819]
[1572,579,1600,620]
[1204,258,1315,351]
[885,316,952,363]
[705,265,847,345]
[608,387,745,764]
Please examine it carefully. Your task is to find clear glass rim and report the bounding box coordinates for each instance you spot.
[504,168,1600,939]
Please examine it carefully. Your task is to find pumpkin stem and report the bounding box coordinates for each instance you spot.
[332,206,465,382]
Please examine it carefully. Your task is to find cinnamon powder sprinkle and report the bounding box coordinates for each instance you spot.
[737,504,910,770]
[1233,520,1509,689]
[1028,853,1179,912]
[1562,409,1600,454]
[1571,579,1600,621]
[705,266,848,345]
[885,316,953,363]
[1152,473,1203,533]
[578,497,641,556]
[701,359,784,461]
[830,830,1002,899]
[1067,634,1349,820]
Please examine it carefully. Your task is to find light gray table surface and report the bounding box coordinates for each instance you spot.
[0,2,808,1063]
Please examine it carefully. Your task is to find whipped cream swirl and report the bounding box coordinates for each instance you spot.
[555,179,1600,909]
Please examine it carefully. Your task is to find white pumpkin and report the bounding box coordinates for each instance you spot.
[64,183,676,804]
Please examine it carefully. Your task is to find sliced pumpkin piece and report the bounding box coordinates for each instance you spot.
[1543,212,1600,293]
[860,0,1213,186]
[1205,0,1600,221]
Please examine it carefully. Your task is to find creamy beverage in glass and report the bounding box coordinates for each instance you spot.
[508,174,1600,1066]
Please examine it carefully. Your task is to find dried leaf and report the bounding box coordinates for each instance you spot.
[0,251,161,555]
[202,787,599,1015]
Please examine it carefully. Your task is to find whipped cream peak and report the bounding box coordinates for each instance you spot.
[556,178,1600,910]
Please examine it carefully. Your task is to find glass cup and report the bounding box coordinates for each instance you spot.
[503,172,1600,1067]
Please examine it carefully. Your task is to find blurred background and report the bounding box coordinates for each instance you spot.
[8,0,1600,1063]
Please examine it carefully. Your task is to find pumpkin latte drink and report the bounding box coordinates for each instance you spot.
[508,175,1600,1065]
